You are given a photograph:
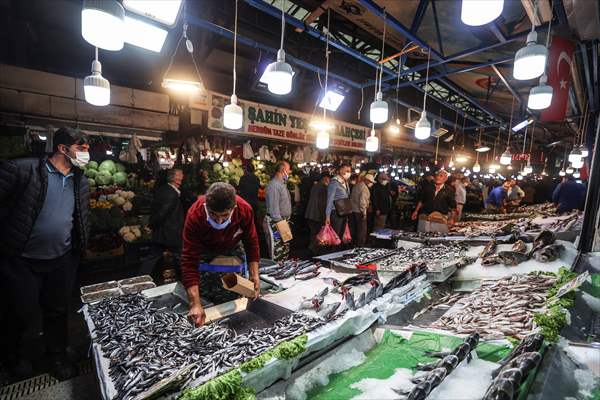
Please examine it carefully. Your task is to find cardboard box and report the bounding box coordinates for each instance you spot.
[275,220,293,242]
[221,273,256,298]
[210,256,243,266]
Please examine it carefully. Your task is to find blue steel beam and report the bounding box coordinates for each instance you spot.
[553,0,568,26]
[430,0,445,56]
[490,64,524,107]
[185,15,363,89]
[488,23,507,43]
[355,0,445,60]
[410,0,429,33]
[243,0,396,78]
[374,20,554,87]
[579,42,596,110]
[389,56,513,89]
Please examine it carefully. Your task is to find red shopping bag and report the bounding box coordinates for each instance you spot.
[316,223,341,246]
[342,222,352,244]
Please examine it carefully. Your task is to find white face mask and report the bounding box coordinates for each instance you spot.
[342,172,351,180]
[64,148,90,168]
[205,204,234,230]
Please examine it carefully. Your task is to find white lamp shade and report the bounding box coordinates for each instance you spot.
[573,171,581,178]
[316,130,330,149]
[82,0,125,51]
[513,31,547,81]
[579,145,589,157]
[559,170,566,176]
[260,50,293,95]
[461,0,504,26]
[223,96,243,130]
[84,60,110,106]
[370,92,388,124]
[472,162,481,173]
[365,134,379,152]
[500,148,512,165]
[566,166,574,174]
[523,164,533,174]
[414,111,431,140]
[568,148,582,163]
[528,82,553,110]
[571,158,584,169]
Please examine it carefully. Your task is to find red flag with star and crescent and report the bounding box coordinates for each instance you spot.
[541,37,575,122]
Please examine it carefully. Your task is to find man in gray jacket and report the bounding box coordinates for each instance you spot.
[264,161,292,261]
[350,174,374,246]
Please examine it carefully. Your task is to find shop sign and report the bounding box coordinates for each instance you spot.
[207,93,367,151]
[512,153,530,161]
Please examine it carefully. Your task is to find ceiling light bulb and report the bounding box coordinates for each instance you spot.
[123,16,168,52]
[365,131,379,152]
[489,166,496,174]
[461,0,504,26]
[500,148,512,165]
[528,74,553,110]
[369,91,388,124]
[84,59,110,106]
[571,158,584,169]
[513,30,547,81]
[82,0,125,51]
[162,79,203,93]
[573,171,581,178]
[316,130,330,149]
[559,169,566,176]
[475,145,491,152]
[414,111,431,140]
[260,49,293,95]
[223,95,243,130]
[568,148,582,163]
[578,145,588,158]
[566,166,574,174]
[523,164,533,174]
[472,162,481,173]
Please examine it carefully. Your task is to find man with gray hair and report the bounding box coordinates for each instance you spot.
[181,182,260,326]
[140,168,185,277]
[264,161,292,261]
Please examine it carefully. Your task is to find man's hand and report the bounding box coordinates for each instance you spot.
[411,211,418,221]
[325,217,331,225]
[251,274,261,300]
[188,303,206,327]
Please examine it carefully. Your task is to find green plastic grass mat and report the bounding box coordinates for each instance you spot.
[308,330,512,400]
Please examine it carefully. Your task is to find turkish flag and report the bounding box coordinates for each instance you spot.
[541,37,575,122]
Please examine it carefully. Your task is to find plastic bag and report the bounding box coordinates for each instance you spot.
[342,222,352,244]
[316,223,341,247]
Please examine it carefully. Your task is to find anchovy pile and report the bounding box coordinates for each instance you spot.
[394,333,480,400]
[88,294,324,399]
[260,259,322,280]
[374,242,467,272]
[330,247,398,266]
[430,274,556,339]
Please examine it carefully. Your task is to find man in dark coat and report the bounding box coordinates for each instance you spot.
[0,127,90,380]
[305,172,330,255]
[372,172,392,231]
[139,168,185,277]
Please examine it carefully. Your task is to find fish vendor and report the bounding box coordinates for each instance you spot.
[181,182,260,326]
[412,169,457,233]
[485,181,511,212]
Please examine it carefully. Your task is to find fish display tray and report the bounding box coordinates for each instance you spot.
[80,275,157,304]
[426,265,458,282]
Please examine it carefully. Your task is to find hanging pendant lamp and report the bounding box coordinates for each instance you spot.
[370,13,388,124]
[461,0,504,26]
[415,49,432,140]
[224,0,243,130]
[84,47,110,106]
[571,158,584,169]
[365,128,379,152]
[568,147,582,163]
[261,1,293,95]
[316,130,330,149]
[513,1,547,81]
[500,147,512,165]
[528,74,553,109]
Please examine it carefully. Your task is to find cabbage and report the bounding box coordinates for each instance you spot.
[87,161,99,170]
[98,160,116,174]
[213,164,223,172]
[115,163,126,173]
[96,170,113,185]
[85,169,97,178]
[113,172,127,185]
[87,178,96,187]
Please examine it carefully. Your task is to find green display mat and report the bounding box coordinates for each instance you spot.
[307,330,514,400]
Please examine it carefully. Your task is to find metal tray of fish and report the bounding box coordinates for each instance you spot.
[426,265,458,283]
[81,288,123,304]
[121,282,156,295]
[328,247,399,267]
[118,275,153,286]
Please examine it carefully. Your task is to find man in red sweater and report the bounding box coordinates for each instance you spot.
[181,182,260,326]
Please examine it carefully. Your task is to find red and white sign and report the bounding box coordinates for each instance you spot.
[541,37,576,122]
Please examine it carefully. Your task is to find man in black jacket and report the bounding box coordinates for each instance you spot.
[372,172,392,231]
[140,168,185,277]
[0,127,90,380]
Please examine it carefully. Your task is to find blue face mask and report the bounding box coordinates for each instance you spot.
[283,172,289,182]
[205,204,233,230]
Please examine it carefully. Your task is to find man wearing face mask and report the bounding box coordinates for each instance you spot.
[264,161,292,261]
[181,182,260,326]
[325,163,352,249]
[0,127,90,380]
[372,172,392,231]
[412,169,457,233]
